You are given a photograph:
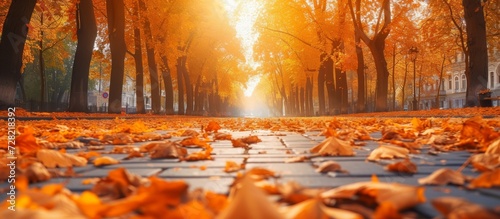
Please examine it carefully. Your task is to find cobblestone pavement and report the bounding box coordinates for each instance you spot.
[1,118,500,218]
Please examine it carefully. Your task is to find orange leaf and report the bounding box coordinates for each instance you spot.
[16,126,41,154]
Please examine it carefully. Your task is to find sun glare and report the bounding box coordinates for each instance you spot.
[222,0,262,97]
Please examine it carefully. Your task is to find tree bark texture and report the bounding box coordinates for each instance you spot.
[106,0,126,113]
[69,0,97,112]
[463,0,488,107]
[0,0,37,109]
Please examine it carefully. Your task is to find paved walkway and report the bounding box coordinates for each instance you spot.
[2,125,499,218]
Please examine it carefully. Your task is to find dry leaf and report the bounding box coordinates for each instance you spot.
[23,162,51,183]
[231,139,250,148]
[217,174,284,219]
[184,147,213,161]
[93,156,120,166]
[91,167,148,199]
[284,198,362,219]
[461,116,500,147]
[36,149,87,168]
[224,160,244,173]
[239,135,262,144]
[432,197,500,219]
[285,156,308,163]
[124,151,144,160]
[469,169,500,189]
[485,137,500,154]
[315,161,345,173]
[385,159,417,174]
[205,121,221,133]
[149,142,187,159]
[367,145,409,161]
[470,154,500,172]
[182,129,200,137]
[310,137,354,156]
[418,168,465,185]
[277,181,323,204]
[214,133,232,140]
[321,181,426,211]
[39,141,84,149]
[245,167,277,180]
[16,126,42,154]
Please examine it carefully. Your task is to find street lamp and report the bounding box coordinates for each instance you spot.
[409,47,419,110]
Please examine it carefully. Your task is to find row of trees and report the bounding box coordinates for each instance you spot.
[252,0,499,115]
[0,0,247,114]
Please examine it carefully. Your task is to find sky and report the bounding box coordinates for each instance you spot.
[222,0,261,97]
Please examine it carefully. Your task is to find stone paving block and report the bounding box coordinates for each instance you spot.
[245,163,320,176]
[247,149,291,155]
[413,186,500,218]
[159,167,237,178]
[213,148,245,155]
[81,168,162,177]
[175,178,233,194]
[476,188,500,199]
[107,158,244,169]
[246,157,296,163]
[34,178,93,192]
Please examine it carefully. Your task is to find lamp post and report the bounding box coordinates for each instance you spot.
[409,47,419,110]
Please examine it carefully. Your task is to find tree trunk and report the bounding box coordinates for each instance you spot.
[183,64,193,115]
[434,55,446,109]
[161,55,174,114]
[317,62,325,116]
[68,0,97,112]
[463,0,488,107]
[177,56,185,115]
[0,0,37,109]
[322,53,335,114]
[354,33,365,113]
[131,1,145,114]
[39,12,46,110]
[337,69,348,114]
[391,46,396,111]
[106,0,126,114]
[300,86,305,116]
[307,76,314,116]
[369,37,390,112]
[402,59,408,110]
[138,0,160,113]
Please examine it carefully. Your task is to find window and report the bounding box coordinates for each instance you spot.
[455,76,459,91]
[461,75,466,90]
[448,76,452,90]
[491,72,495,88]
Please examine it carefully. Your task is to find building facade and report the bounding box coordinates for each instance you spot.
[419,51,500,109]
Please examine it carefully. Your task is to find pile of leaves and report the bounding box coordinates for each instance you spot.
[1,112,500,218]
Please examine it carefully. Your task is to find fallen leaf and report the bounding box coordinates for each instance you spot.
[321,181,426,211]
[239,135,262,144]
[469,169,500,189]
[16,126,42,154]
[385,159,417,174]
[217,174,284,219]
[91,167,148,199]
[470,154,500,172]
[205,121,221,133]
[485,137,500,154]
[110,145,139,154]
[461,116,500,148]
[214,133,232,140]
[181,129,200,137]
[367,145,409,161]
[224,160,244,173]
[310,137,354,156]
[148,142,187,159]
[36,149,87,168]
[315,161,346,173]
[231,139,250,148]
[277,181,323,204]
[432,197,500,219]
[284,198,362,219]
[418,168,465,185]
[285,156,308,163]
[124,151,144,160]
[93,156,120,167]
[23,162,51,183]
